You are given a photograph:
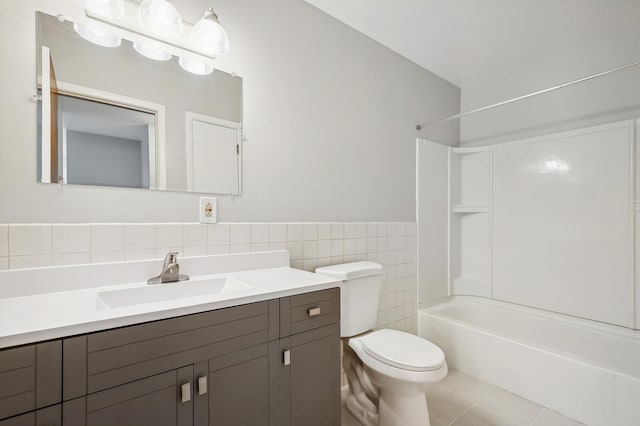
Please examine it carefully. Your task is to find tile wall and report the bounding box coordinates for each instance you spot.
[0,222,418,333]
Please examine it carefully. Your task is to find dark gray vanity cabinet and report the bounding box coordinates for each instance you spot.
[278,288,341,426]
[1,287,340,426]
[62,299,279,426]
[0,341,62,425]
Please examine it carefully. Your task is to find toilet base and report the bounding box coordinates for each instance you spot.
[378,390,431,426]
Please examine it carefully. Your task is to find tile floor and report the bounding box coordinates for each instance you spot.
[341,369,583,426]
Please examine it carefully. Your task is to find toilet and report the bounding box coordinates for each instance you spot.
[315,262,447,426]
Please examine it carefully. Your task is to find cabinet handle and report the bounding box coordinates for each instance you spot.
[197,376,208,396]
[181,383,191,403]
[283,349,291,366]
[308,307,321,316]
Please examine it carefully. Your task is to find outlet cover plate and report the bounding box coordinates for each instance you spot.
[199,197,217,224]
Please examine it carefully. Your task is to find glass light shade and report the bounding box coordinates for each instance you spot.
[76,0,125,18]
[191,9,230,55]
[138,0,183,38]
[73,23,121,47]
[133,41,172,61]
[179,57,214,76]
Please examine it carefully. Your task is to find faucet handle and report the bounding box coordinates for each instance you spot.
[163,251,178,266]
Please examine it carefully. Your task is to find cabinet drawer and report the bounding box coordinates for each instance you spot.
[64,300,279,398]
[0,342,62,420]
[280,288,340,337]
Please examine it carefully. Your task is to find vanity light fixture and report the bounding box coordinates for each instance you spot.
[73,23,122,47]
[74,0,124,47]
[137,0,183,38]
[191,8,230,56]
[133,41,172,61]
[74,0,232,73]
[77,0,125,19]
[179,57,215,76]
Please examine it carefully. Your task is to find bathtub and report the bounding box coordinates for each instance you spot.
[419,296,640,426]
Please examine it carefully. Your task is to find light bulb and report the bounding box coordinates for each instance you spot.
[138,0,183,38]
[191,8,229,55]
[73,23,121,47]
[76,0,125,18]
[133,41,172,61]
[179,57,214,75]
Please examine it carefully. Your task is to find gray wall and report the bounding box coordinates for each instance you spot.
[66,130,143,189]
[459,25,640,146]
[0,0,459,223]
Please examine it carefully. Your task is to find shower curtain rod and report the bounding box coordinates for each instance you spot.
[416,60,640,131]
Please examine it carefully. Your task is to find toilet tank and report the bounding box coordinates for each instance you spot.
[315,262,382,337]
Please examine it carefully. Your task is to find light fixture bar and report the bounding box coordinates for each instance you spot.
[84,0,216,65]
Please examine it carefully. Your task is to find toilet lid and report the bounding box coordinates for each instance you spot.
[360,329,445,372]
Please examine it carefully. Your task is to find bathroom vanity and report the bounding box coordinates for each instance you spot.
[0,251,341,426]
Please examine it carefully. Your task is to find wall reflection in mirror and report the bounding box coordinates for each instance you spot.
[36,11,243,195]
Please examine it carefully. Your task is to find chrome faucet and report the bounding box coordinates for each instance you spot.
[148,252,190,284]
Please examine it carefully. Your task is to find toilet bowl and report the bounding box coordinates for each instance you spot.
[315,262,447,426]
[349,329,447,426]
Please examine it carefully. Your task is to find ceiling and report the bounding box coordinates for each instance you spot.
[303,0,640,89]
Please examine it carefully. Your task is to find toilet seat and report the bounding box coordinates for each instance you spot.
[359,329,445,372]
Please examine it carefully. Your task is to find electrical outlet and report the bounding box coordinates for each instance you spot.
[199,197,217,224]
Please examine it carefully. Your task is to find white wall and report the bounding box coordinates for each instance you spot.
[460,25,640,146]
[416,140,449,305]
[0,0,459,224]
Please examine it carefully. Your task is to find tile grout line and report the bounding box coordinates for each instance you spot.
[448,402,477,425]
[528,408,546,426]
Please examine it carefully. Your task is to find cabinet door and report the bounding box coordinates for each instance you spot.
[0,405,60,426]
[63,367,193,426]
[279,323,341,426]
[197,342,276,426]
[0,341,61,421]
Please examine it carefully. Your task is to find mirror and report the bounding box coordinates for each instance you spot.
[36,11,243,195]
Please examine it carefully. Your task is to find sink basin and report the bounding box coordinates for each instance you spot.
[97,277,249,309]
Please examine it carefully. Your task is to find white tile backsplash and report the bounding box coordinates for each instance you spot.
[53,252,91,266]
[317,223,332,240]
[331,239,344,257]
[250,243,269,252]
[53,224,90,254]
[93,251,125,263]
[230,224,251,244]
[91,224,125,252]
[302,240,318,260]
[250,224,269,244]
[184,224,207,248]
[208,224,230,245]
[269,224,287,243]
[331,223,344,240]
[155,224,184,249]
[126,249,156,261]
[125,224,155,250]
[9,224,52,256]
[303,223,318,241]
[230,243,250,253]
[0,221,417,333]
[10,254,52,269]
[317,240,332,258]
[0,225,8,257]
[287,224,303,242]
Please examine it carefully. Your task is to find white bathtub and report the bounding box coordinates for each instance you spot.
[419,296,640,426]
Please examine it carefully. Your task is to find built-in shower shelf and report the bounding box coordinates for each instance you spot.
[451,204,489,213]
[451,146,491,154]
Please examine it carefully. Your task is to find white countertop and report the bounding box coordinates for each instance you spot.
[0,251,340,349]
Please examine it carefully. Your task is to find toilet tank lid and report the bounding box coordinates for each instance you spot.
[315,261,382,280]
